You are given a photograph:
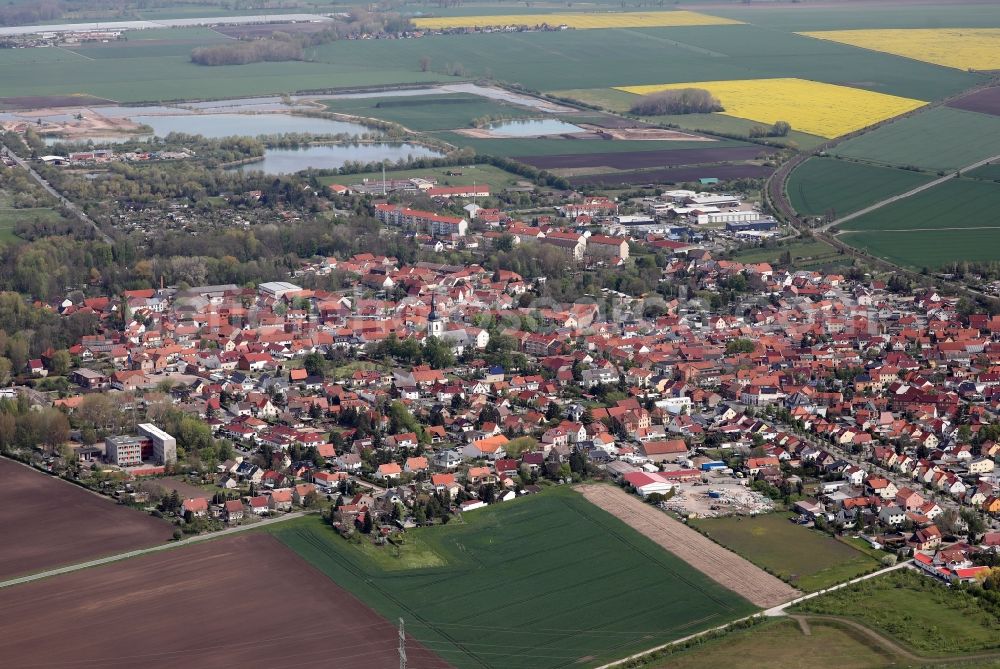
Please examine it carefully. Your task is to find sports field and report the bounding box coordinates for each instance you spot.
[730,237,842,268]
[272,487,757,669]
[616,78,925,139]
[323,93,541,132]
[787,157,934,218]
[689,513,880,591]
[801,28,1000,71]
[830,107,1000,171]
[412,10,741,30]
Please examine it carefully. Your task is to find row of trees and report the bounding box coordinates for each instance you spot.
[629,88,724,116]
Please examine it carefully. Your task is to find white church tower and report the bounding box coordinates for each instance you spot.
[427,293,445,338]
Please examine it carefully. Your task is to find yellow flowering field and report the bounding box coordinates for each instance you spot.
[615,78,926,138]
[800,29,1000,71]
[413,11,740,31]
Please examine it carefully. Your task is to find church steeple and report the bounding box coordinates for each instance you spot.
[427,292,444,338]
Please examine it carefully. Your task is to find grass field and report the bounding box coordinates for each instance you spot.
[793,569,1000,656]
[690,513,880,591]
[412,10,741,30]
[653,618,899,669]
[319,164,530,190]
[801,28,1000,71]
[831,107,1000,171]
[731,237,842,268]
[322,93,541,131]
[271,487,757,669]
[787,157,934,218]
[616,78,925,139]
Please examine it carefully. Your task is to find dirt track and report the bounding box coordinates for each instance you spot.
[576,484,800,609]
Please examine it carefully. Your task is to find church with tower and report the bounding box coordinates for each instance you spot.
[427,293,445,338]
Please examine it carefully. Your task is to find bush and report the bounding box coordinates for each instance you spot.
[629,88,723,116]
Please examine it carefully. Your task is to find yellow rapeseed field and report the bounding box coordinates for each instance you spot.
[615,78,926,138]
[412,11,740,31]
[800,29,1000,71]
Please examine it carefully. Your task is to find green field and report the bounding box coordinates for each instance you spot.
[271,487,756,669]
[841,228,1000,270]
[429,131,746,157]
[831,107,1000,171]
[840,178,1000,231]
[652,618,899,669]
[320,163,531,190]
[322,93,542,131]
[969,162,1000,182]
[690,513,880,591]
[0,18,980,103]
[793,569,1000,656]
[731,237,842,268]
[787,157,934,218]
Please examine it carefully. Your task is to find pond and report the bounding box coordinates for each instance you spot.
[230,143,443,175]
[485,119,584,137]
[131,113,370,139]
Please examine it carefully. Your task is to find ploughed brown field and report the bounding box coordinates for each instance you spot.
[567,163,774,186]
[0,458,173,581]
[947,86,1000,117]
[0,533,452,669]
[515,146,765,170]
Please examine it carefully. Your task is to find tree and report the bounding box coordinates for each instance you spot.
[48,349,72,376]
[725,338,756,355]
[419,55,431,72]
[629,88,723,115]
[770,120,791,137]
[302,352,326,378]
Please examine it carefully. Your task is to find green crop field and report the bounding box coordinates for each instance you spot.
[0,16,980,104]
[831,107,1000,172]
[271,487,756,669]
[322,93,541,131]
[969,162,1000,182]
[651,618,900,669]
[690,513,880,591]
[840,178,1000,231]
[841,228,1000,270]
[787,157,934,218]
[793,569,1000,657]
[319,164,530,190]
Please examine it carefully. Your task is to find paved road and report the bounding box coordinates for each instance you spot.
[593,560,909,669]
[0,510,308,590]
[819,154,1000,233]
[0,144,112,243]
